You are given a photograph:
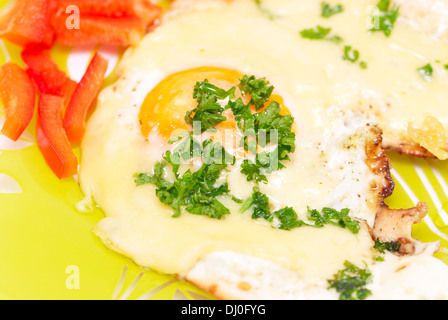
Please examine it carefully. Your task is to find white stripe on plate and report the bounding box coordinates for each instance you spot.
[391,168,448,242]
[431,164,448,201]
[414,161,448,225]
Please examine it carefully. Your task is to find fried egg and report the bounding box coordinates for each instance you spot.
[78,0,448,300]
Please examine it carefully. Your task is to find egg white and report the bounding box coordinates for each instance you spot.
[78,0,448,299]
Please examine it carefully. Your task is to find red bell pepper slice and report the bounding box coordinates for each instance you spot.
[0,62,36,141]
[40,0,58,48]
[63,52,108,144]
[37,94,78,179]
[0,0,51,47]
[51,13,146,47]
[22,47,77,102]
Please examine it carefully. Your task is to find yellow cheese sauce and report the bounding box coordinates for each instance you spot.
[79,0,448,296]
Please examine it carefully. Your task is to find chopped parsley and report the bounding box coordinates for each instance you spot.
[328,261,372,300]
[418,63,433,81]
[374,240,401,254]
[137,75,297,220]
[299,25,344,44]
[274,207,307,230]
[135,139,236,220]
[343,46,367,69]
[307,207,361,234]
[325,34,344,44]
[241,189,360,233]
[300,25,332,40]
[241,160,268,184]
[342,45,359,63]
[321,2,343,18]
[241,187,273,222]
[185,80,236,133]
[229,77,296,181]
[368,0,400,37]
[239,75,274,111]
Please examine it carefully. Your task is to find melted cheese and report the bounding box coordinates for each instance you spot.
[79,0,448,298]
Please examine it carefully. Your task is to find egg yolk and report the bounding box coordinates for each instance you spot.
[139,67,291,144]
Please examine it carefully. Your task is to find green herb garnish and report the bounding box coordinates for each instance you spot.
[342,45,360,63]
[343,46,367,69]
[369,0,399,37]
[241,188,360,233]
[418,63,433,81]
[300,25,332,40]
[274,207,307,230]
[137,75,297,221]
[239,75,274,111]
[307,207,360,234]
[135,139,235,219]
[241,160,268,184]
[321,2,343,18]
[325,34,344,44]
[374,240,401,253]
[241,187,273,222]
[185,80,235,133]
[328,261,373,300]
[300,25,343,44]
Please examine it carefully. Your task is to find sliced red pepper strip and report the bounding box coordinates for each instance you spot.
[40,0,58,48]
[22,47,77,102]
[63,52,108,144]
[0,62,36,141]
[0,0,51,47]
[51,13,146,47]
[37,94,78,179]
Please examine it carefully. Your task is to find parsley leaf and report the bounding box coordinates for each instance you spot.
[274,207,306,230]
[241,187,273,222]
[228,97,255,132]
[185,80,235,132]
[342,46,359,63]
[254,101,296,154]
[300,25,344,44]
[241,160,268,184]
[239,75,274,111]
[300,25,332,40]
[374,240,401,253]
[307,207,360,234]
[135,162,231,219]
[135,139,235,220]
[321,2,344,18]
[418,63,433,81]
[325,34,344,44]
[343,46,367,69]
[369,0,400,37]
[328,261,372,300]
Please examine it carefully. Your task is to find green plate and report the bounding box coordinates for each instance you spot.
[0,0,447,300]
